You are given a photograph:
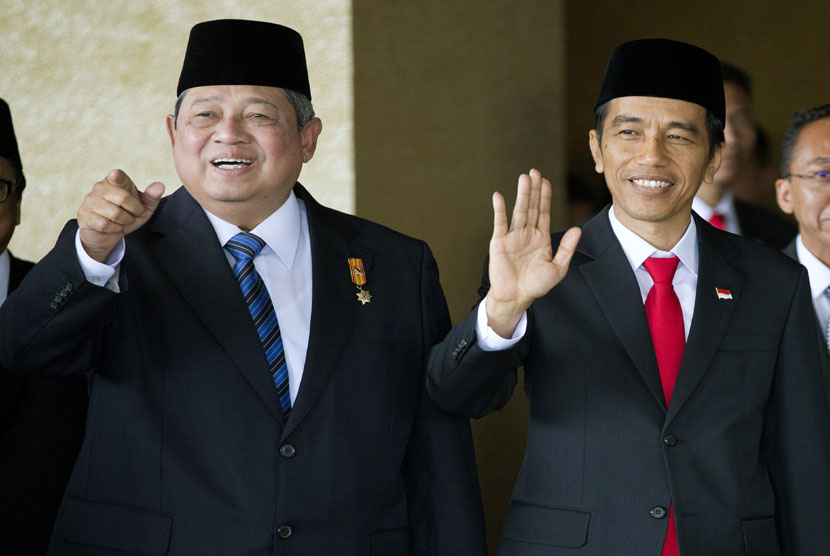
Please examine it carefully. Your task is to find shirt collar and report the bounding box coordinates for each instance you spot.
[795,234,830,300]
[203,190,302,268]
[692,191,735,220]
[0,249,10,305]
[608,206,699,276]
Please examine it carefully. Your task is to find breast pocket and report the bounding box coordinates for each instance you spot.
[719,334,776,352]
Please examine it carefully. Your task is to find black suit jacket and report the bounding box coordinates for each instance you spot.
[782,240,830,412]
[428,208,830,556]
[1,253,88,555]
[735,199,796,249]
[0,186,485,556]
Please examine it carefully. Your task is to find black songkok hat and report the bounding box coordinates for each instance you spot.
[177,19,311,100]
[594,38,725,128]
[0,98,22,168]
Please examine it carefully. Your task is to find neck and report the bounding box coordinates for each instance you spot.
[801,231,830,269]
[696,181,727,207]
[613,207,690,252]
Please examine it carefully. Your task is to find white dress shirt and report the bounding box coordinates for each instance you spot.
[692,192,741,235]
[76,190,313,404]
[477,206,699,348]
[794,234,830,330]
[0,249,10,307]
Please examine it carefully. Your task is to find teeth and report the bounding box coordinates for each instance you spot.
[632,178,673,188]
[213,157,252,168]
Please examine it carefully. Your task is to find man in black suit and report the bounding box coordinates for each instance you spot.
[0,97,87,555]
[0,21,485,555]
[775,103,830,409]
[428,39,830,555]
[692,62,796,248]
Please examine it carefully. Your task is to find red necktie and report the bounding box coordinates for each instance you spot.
[643,256,685,556]
[708,212,726,230]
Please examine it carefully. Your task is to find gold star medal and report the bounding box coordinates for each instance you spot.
[348,258,372,305]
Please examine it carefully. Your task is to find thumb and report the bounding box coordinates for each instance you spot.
[139,182,165,216]
[552,226,582,271]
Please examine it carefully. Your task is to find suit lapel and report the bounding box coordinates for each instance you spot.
[147,188,286,424]
[282,185,367,438]
[577,210,667,409]
[666,215,743,422]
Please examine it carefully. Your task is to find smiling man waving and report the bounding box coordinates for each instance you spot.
[427,38,830,556]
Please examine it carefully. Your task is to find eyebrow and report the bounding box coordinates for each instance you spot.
[611,114,701,135]
[807,156,830,166]
[189,97,279,109]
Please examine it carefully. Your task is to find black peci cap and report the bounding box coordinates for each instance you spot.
[0,98,22,168]
[594,38,725,127]
[176,19,311,100]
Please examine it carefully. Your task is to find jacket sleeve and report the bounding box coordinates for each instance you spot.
[405,241,487,556]
[0,221,116,378]
[425,252,527,419]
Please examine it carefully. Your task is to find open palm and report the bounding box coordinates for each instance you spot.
[485,169,581,337]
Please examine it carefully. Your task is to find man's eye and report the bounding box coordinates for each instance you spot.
[248,113,275,121]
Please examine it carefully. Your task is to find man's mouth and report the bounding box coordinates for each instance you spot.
[212,157,253,169]
[630,178,674,189]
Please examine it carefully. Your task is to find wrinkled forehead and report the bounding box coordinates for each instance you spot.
[181,84,288,107]
[605,96,708,128]
[793,118,830,166]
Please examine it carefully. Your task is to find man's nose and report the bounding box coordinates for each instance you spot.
[213,116,249,143]
[636,136,670,166]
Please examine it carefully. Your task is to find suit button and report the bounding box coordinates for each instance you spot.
[664,434,678,447]
[279,444,296,458]
[277,525,294,539]
[650,506,667,519]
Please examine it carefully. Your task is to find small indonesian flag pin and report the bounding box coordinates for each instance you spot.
[715,288,732,300]
[348,258,372,305]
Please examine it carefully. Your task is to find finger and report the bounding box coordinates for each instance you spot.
[492,191,508,239]
[552,227,582,273]
[78,205,132,233]
[105,169,138,192]
[511,173,531,231]
[536,177,552,233]
[80,194,140,227]
[93,182,147,218]
[139,182,165,215]
[526,169,543,226]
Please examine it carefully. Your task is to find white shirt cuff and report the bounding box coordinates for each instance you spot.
[475,298,527,351]
[75,230,124,293]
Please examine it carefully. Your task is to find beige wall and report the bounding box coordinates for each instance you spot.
[565,0,830,210]
[353,2,567,551]
[1,0,353,260]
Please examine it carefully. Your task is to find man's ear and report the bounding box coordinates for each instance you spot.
[775,178,794,215]
[588,129,604,174]
[301,117,323,163]
[702,143,724,184]
[166,114,177,147]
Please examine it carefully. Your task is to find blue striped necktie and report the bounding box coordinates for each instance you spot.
[224,232,291,417]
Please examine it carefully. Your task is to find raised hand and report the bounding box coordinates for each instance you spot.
[485,169,581,338]
[77,169,165,262]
